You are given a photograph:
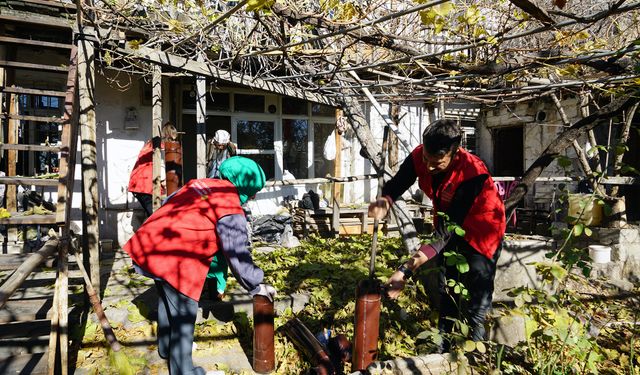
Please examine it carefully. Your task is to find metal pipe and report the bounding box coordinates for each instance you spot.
[352,279,382,371]
[282,318,335,375]
[253,295,275,373]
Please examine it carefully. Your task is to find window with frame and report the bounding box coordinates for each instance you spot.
[236,120,275,180]
[282,119,308,179]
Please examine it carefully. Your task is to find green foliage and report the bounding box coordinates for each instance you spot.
[253,235,436,372]
[419,3,455,34]
[246,0,275,12]
[444,251,469,274]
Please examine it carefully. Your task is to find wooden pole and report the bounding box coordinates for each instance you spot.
[78,30,101,293]
[195,66,207,179]
[48,44,78,375]
[73,249,124,353]
[47,253,61,375]
[0,238,59,309]
[332,110,343,205]
[7,93,18,246]
[152,65,163,211]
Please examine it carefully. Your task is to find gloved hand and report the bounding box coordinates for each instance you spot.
[254,283,277,302]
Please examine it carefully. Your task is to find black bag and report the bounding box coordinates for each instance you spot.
[300,193,314,210]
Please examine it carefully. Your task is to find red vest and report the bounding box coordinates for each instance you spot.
[411,146,505,259]
[123,179,244,300]
[128,140,166,195]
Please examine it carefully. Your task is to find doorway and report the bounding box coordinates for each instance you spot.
[493,126,524,176]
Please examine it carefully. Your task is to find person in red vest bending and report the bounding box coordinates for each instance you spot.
[123,156,276,375]
[128,122,177,219]
[368,119,506,352]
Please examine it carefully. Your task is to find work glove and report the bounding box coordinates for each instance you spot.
[254,283,277,302]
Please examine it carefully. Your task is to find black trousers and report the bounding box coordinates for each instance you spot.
[133,192,153,220]
[437,240,501,346]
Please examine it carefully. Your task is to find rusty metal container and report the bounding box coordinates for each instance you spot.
[164,140,182,195]
[253,295,275,373]
[352,279,382,372]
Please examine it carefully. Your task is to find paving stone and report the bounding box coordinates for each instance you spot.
[363,353,462,375]
[489,314,526,347]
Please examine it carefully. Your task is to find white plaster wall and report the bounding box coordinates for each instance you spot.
[478,96,583,207]
[66,72,172,247]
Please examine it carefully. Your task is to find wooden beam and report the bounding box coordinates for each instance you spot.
[0,36,72,51]
[0,13,73,29]
[0,238,59,309]
[0,254,55,271]
[1,114,63,123]
[1,86,67,97]
[0,144,61,152]
[152,65,163,211]
[52,46,77,375]
[348,71,412,153]
[0,177,60,187]
[56,45,79,223]
[0,299,54,322]
[78,34,101,294]
[0,60,69,73]
[0,352,48,375]
[21,0,77,10]
[0,214,57,225]
[122,45,338,106]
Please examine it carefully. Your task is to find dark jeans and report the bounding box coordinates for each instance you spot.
[155,280,205,375]
[133,193,153,219]
[437,240,501,348]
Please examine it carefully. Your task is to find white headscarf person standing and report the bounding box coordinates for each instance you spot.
[207,129,237,178]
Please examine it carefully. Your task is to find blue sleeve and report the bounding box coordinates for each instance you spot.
[216,214,264,295]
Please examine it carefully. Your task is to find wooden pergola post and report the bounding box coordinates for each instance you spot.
[152,65,163,211]
[195,68,207,179]
[7,93,18,246]
[78,29,100,293]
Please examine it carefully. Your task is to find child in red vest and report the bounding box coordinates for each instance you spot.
[124,156,275,375]
[128,122,178,218]
[368,119,506,352]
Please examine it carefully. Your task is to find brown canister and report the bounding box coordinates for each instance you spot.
[352,279,382,372]
[164,140,182,195]
[253,295,275,373]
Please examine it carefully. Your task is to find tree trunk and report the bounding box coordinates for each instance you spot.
[336,94,420,253]
[611,102,639,196]
[505,90,640,216]
[550,93,604,196]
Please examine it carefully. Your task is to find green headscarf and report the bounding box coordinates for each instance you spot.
[218,156,266,204]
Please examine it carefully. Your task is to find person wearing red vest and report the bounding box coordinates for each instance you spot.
[368,119,506,351]
[128,122,178,218]
[124,156,276,375]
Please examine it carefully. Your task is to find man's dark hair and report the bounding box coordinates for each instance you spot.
[422,119,462,155]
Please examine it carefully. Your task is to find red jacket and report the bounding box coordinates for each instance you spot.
[411,146,505,259]
[128,140,166,195]
[123,179,244,300]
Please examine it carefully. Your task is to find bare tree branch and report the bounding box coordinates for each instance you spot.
[505,89,640,215]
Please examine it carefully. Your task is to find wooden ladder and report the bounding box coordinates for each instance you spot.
[0,28,79,374]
